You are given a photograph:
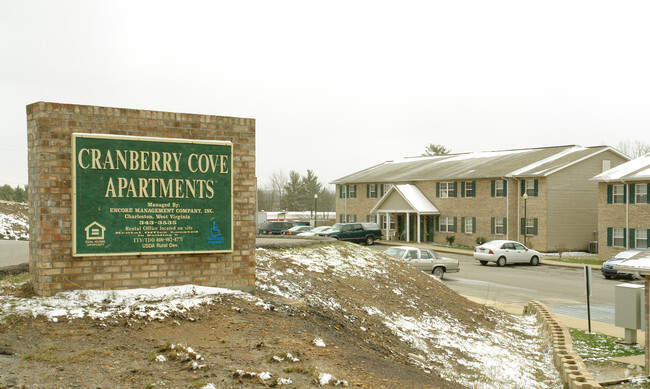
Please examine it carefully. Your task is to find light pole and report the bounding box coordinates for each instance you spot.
[523,192,528,246]
[313,194,318,227]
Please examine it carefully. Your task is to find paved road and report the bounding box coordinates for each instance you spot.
[0,240,28,267]
[369,245,642,325]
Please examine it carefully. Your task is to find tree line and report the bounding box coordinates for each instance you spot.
[0,184,28,202]
[257,169,335,212]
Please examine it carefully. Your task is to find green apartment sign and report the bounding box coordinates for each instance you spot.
[72,134,233,256]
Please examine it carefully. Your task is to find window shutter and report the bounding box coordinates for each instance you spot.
[453,182,458,197]
[534,179,539,197]
[629,184,635,204]
[461,217,466,233]
[380,184,384,197]
[453,217,457,232]
[491,218,495,234]
[623,185,627,204]
[630,229,636,249]
[366,184,370,198]
[521,180,525,196]
[648,184,650,204]
[624,228,627,246]
[533,218,538,235]
[472,217,476,233]
[607,185,613,204]
[374,184,378,198]
[491,180,495,197]
[503,218,508,234]
[346,185,349,198]
[461,182,466,198]
[503,180,508,196]
[472,181,476,197]
[436,182,440,197]
[607,227,612,246]
[339,185,343,199]
[353,185,357,198]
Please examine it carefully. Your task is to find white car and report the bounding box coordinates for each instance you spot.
[383,246,460,279]
[474,240,541,267]
[296,226,332,236]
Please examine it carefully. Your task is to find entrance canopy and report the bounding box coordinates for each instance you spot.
[370,184,439,243]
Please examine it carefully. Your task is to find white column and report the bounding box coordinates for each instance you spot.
[417,213,421,243]
[406,212,410,242]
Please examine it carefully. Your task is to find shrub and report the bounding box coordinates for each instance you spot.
[445,235,455,246]
[475,237,487,245]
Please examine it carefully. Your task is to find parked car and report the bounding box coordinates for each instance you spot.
[296,226,332,236]
[257,221,294,235]
[316,222,382,245]
[383,246,460,279]
[282,226,314,235]
[474,240,541,267]
[601,249,643,279]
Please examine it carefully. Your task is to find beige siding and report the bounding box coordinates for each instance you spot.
[547,150,628,253]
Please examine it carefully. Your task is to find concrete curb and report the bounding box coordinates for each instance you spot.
[525,300,601,389]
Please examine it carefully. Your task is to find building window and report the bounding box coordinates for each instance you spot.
[348,185,357,199]
[602,159,611,172]
[380,215,395,231]
[368,184,377,199]
[492,217,507,235]
[613,184,625,204]
[521,218,538,236]
[636,229,648,249]
[340,214,356,223]
[613,228,625,247]
[462,217,475,234]
[462,181,476,198]
[439,182,455,198]
[523,179,537,197]
[439,216,455,232]
[492,180,507,198]
[381,184,393,197]
[636,184,647,204]
[366,215,377,223]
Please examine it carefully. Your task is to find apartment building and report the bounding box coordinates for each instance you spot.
[332,145,628,252]
[591,154,650,260]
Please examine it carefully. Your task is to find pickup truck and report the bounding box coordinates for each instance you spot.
[316,222,382,245]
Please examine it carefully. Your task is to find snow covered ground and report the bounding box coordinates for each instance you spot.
[0,200,28,240]
[0,243,562,388]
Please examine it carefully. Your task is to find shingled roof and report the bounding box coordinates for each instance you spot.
[332,145,623,184]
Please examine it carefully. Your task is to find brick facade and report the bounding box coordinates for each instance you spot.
[336,178,550,250]
[27,102,256,296]
[597,181,650,260]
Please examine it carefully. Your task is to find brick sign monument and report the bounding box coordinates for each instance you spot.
[27,102,256,296]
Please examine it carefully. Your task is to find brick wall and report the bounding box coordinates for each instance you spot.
[27,102,256,296]
[597,182,650,260]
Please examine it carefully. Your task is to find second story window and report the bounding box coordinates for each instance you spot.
[635,184,647,204]
[439,182,455,198]
[613,184,625,204]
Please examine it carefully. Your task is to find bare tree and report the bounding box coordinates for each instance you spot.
[616,140,650,159]
[269,170,288,210]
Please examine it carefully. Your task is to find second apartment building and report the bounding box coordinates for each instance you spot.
[332,145,628,252]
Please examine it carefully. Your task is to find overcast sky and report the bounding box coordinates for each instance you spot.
[1,1,649,189]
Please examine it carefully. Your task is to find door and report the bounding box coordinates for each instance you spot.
[397,215,405,240]
[426,216,434,242]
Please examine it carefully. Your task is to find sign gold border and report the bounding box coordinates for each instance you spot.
[71,133,234,257]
